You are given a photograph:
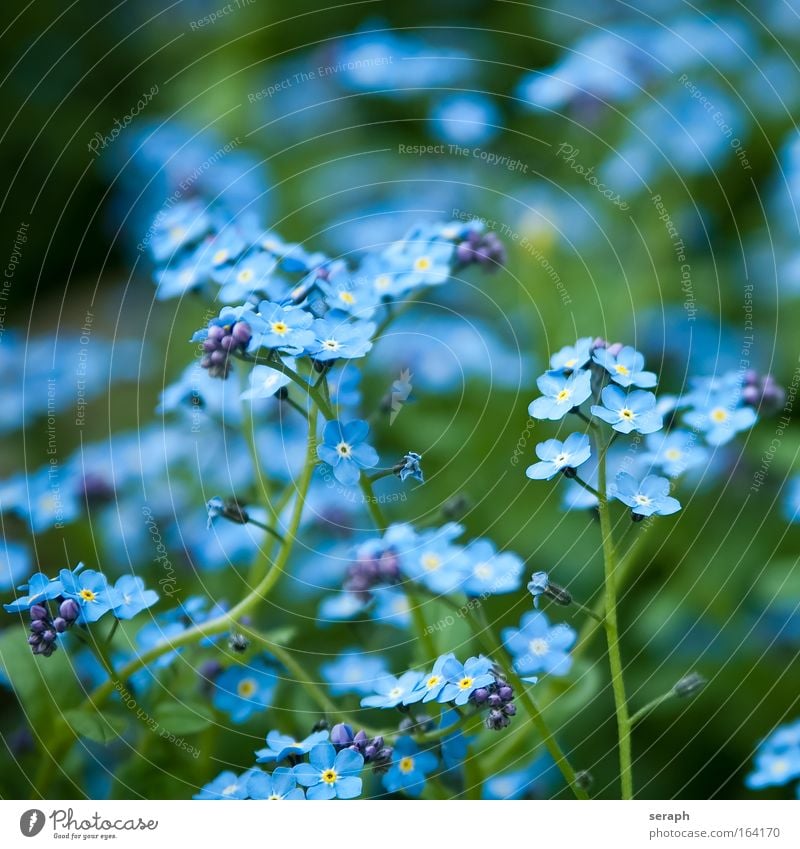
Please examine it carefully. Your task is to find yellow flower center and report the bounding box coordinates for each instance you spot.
[221,783,238,796]
[770,758,790,777]
[426,674,441,689]
[710,407,728,423]
[529,638,549,656]
[268,794,281,800]
[238,268,254,283]
[237,678,257,698]
[634,494,652,507]
[271,321,289,335]
[421,553,441,571]
[665,448,682,461]
[169,225,187,240]
[336,441,352,457]
[413,256,432,272]
[212,248,229,265]
[458,676,474,690]
[564,357,577,368]
[620,408,635,420]
[388,686,403,699]
[473,562,492,579]
[375,274,391,289]
[556,388,571,403]
[79,588,97,602]
[398,757,415,774]
[321,769,338,784]
[179,270,194,284]
[339,291,356,305]
[614,364,630,376]
[323,339,340,351]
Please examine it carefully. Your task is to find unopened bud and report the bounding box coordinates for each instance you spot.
[674,672,706,698]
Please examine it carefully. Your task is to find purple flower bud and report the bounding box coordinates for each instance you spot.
[30,620,47,634]
[503,702,517,717]
[606,342,624,357]
[353,729,369,749]
[52,617,68,633]
[498,685,514,702]
[488,693,503,708]
[471,687,490,705]
[59,599,80,622]
[29,605,48,621]
[41,630,56,644]
[28,634,42,646]
[231,321,252,346]
[330,723,355,747]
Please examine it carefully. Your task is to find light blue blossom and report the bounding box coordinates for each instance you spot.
[683,394,757,446]
[150,200,212,262]
[240,364,292,400]
[305,318,375,361]
[502,610,576,677]
[397,522,469,595]
[397,452,424,482]
[361,670,424,708]
[59,567,120,624]
[0,542,31,592]
[251,302,315,353]
[382,736,438,797]
[382,234,454,294]
[320,650,389,696]
[369,586,411,629]
[642,430,709,477]
[784,476,800,523]
[256,729,330,764]
[612,473,681,517]
[317,419,379,486]
[527,571,550,608]
[592,345,657,388]
[3,572,63,614]
[112,575,159,620]
[405,653,454,704]
[213,658,278,723]
[439,655,494,706]
[550,337,593,371]
[526,433,591,480]
[529,369,592,420]
[591,385,663,434]
[746,721,800,790]
[462,539,523,596]
[483,757,552,799]
[293,742,364,800]
[247,767,306,800]
[193,769,251,800]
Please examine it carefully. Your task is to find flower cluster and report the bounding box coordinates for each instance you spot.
[3,564,158,656]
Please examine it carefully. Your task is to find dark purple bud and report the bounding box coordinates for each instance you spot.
[231,321,252,346]
[330,723,355,747]
[207,325,226,341]
[503,702,517,716]
[59,599,80,622]
[52,617,68,633]
[471,687,489,705]
[353,729,369,749]
[28,634,42,646]
[498,685,514,702]
[29,605,48,621]
[488,693,503,708]
[30,620,47,634]
[42,630,56,644]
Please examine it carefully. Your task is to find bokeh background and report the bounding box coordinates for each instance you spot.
[0,0,798,800]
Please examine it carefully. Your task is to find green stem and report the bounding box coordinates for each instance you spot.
[246,516,286,544]
[630,692,675,727]
[596,438,633,800]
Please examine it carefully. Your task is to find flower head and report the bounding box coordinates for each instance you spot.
[405,653,454,704]
[642,430,709,478]
[396,452,424,482]
[251,302,315,354]
[592,345,656,388]
[213,658,278,723]
[502,610,576,677]
[59,567,119,625]
[683,393,757,446]
[549,337,593,371]
[255,729,330,764]
[247,766,306,800]
[360,670,424,709]
[240,364,292,400]
[591,385,663,434]
[320,650,389,697]
[462,539,523,596]
[529,369,592,420]
[293,742,364,799]
[526,433,591,480]
[440,655,495,706]
[382,736,438,797]
[317,419,379,486]
[611,473,681,517]
[527,571,550,607]
[3,572,64,614]
[112,575,159,620]
[306,318,375,361]
[193,769,251,800]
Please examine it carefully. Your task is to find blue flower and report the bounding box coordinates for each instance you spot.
[439,708,470,771]
[0,542,31,592]
[462,539,523,596]
[319,270,380,319]
[154,251,211,299]
[293,742,364,799]
[369,586,411,629]
[320,650,389,696]
[683,394,757,446]
[240,364,292,400]
[526,433,591,480]
[213,658,278,723]
[382,235,454,295]
[612,473,681,517]
[382,736,438,797]
[642,429,709,478]
[305,318,375,361]
[549,337,593,371]
[256,729,330,764]
[502,611,576,677]
[193,769,251,800]
[150,200,212,262]
[397,452,424,482]
[317,419,379,486]
[405,653,454,704]
[248,767,306,800]
[784,476,800,523]
[746,721,800,791]
[591,385,663,434]
[361,670,424,708]
[529,369,592,420]
[3,571,63,614]
[397,522,469,595]
[59,567,120,624]
[527,571,550,608]
[112,575,159,620]
[251,302,315,354]
[592,345,657,388]
[483,757,552,799]
[439,655,495,706]
[214,251,281,303]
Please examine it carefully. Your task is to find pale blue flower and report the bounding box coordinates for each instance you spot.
[526,433,591,480]
[529,369,592,420]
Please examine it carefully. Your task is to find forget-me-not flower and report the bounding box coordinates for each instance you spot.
[247,766,306,800]
[529,369,592,420]
[255,729,330,764]
[526,433,591,480]
[439,655,495,705]
[317,419,379,486]
[591,385,663,434]
[592,345,657,388]
[361,670,424,708]
[611,473,681,517]
[293,742,364,799]
[382,736,438,797]
[502,610,576,677]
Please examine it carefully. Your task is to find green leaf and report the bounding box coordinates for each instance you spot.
[63,707,128,745]
[153,699,213,736]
